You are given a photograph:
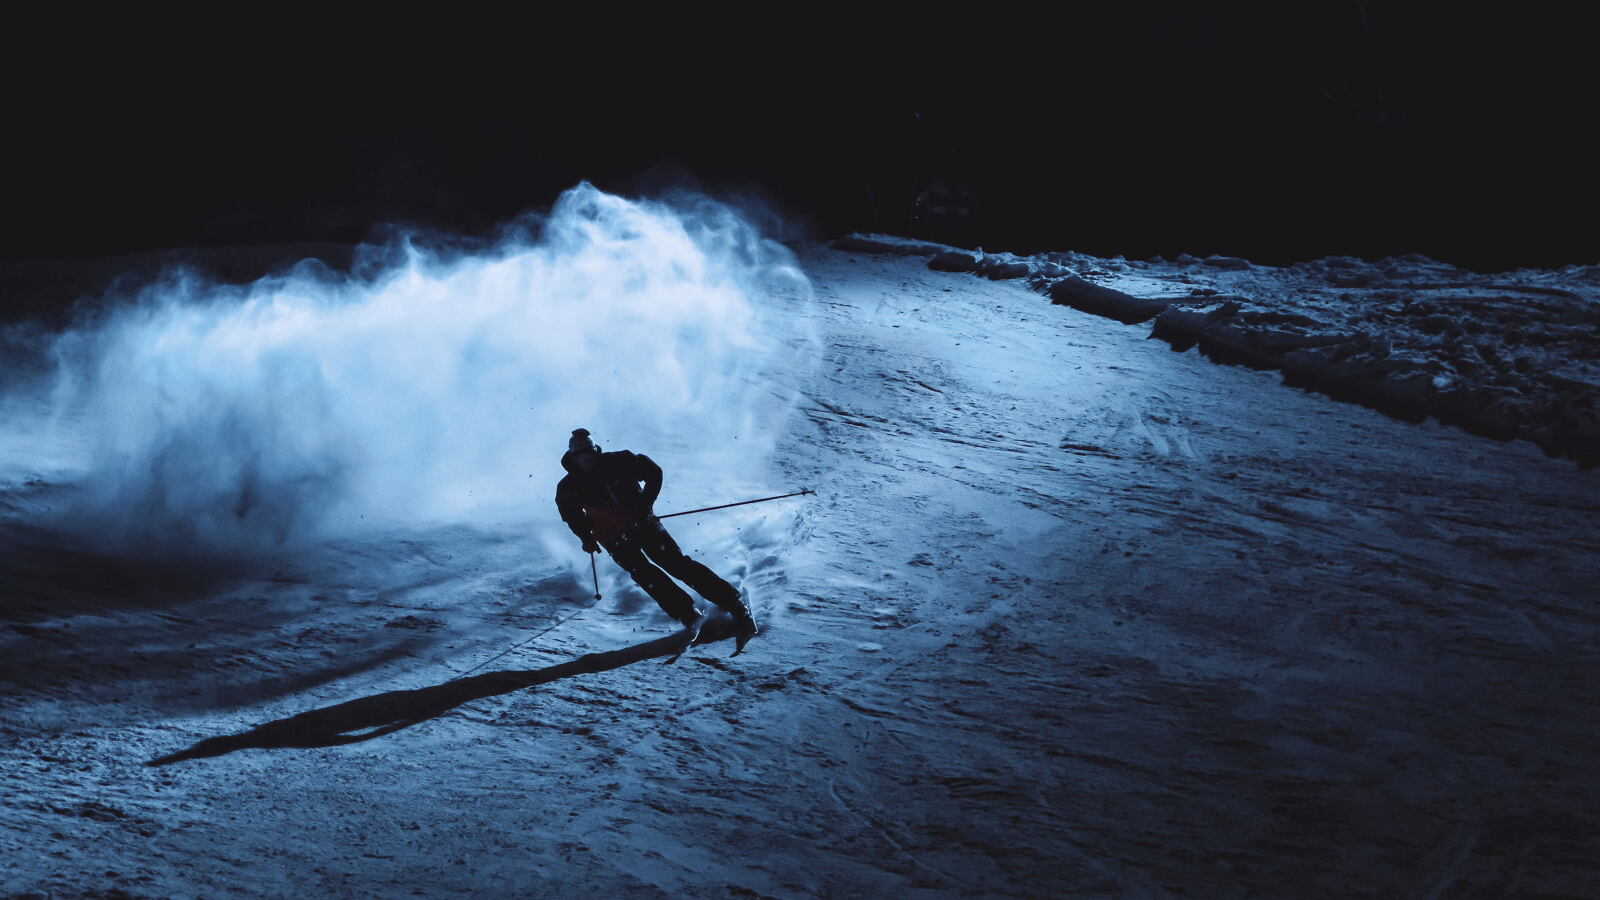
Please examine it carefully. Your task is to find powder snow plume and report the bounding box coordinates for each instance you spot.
[12,183,814,561]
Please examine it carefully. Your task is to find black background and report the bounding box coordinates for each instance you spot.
[5,3,1595,273]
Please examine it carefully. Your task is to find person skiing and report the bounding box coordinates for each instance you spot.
[556,428,756,650]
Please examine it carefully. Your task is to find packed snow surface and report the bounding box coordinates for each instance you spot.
[3,195,1598,898]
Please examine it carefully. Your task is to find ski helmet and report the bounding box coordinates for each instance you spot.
[569,428,599,455]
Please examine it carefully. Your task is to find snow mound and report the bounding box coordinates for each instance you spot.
[846,232,1600,467]
[1151,271,1600,467]
[1048,276,1171,324]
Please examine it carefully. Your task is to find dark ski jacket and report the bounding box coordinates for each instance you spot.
[556,450,663,543]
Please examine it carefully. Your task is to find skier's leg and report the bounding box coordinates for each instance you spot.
[603,534,699,624]
[639,525,757,653]
[636,524,746,615]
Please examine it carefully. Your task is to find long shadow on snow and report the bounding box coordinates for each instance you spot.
[148,616,748,766]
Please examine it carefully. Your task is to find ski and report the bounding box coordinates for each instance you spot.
[662,605,755,662]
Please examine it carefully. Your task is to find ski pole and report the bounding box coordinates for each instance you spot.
[658,489,814,520]
[451,595,598,682]
[590,552,602,601]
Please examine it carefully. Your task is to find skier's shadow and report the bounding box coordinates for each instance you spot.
[147,618,743,766]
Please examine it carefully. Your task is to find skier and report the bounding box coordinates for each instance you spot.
[556,428,756,649]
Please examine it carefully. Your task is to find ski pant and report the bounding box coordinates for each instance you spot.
[602,521,742,622]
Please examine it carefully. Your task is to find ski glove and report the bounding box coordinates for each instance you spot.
[582,537,601,554]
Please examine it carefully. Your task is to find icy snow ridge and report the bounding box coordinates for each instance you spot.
[837,234,1600,467]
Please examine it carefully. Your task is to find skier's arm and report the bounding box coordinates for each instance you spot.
[555,477,598,548]
[635,454,663,510]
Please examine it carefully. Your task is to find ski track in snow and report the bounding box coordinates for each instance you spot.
[3,244,1599,898]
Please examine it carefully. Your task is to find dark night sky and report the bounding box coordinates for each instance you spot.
[5,3,1596,273]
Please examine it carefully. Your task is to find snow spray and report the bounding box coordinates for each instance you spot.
[14,183,815,560]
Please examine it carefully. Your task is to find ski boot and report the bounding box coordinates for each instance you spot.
[662,607,707,665]
[678,607,707,645]
[730,604,758,657]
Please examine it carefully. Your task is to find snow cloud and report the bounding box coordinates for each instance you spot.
[20,183,812,560]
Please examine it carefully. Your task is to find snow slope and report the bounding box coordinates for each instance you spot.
[4,230,1599,898]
